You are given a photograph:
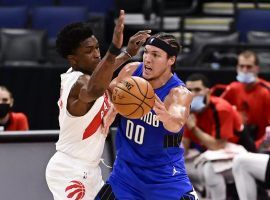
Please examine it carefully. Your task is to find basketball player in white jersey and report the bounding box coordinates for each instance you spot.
[45,10,151,200]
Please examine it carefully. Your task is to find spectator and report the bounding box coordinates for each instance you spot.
[221,50,270,150]
[0,85,29,131]
[182,73,245,200]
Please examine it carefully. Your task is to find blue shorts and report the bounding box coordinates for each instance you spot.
[103,159,198,200]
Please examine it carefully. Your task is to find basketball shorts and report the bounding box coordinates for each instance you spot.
[46,151,104,200]
[96,159,198,200]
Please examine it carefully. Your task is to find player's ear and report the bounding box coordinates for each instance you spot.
[168,56,176,67]
[67,55,77,67]
[10,97,14,107]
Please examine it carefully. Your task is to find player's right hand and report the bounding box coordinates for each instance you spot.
[112,10,125,49]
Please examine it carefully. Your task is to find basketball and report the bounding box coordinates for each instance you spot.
[112,76,155,119]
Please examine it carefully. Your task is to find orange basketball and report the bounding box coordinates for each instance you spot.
[112,76,155,119]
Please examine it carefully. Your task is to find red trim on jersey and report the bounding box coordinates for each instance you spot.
[82,94,110,140]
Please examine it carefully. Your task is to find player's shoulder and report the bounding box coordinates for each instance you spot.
[169,85,192,97]
[121,62,141,74]
[166,85,193,103]
[70,74,90,95]
[118,62,141,78]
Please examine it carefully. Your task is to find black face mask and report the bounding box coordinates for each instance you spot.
[0,103,11,118]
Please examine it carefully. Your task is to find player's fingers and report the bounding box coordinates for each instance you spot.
[132,30,151,37]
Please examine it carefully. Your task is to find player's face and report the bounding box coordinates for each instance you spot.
[71,36,101,74]
[142,45,174,80]
[186,80,208,97]
[237,55,259,75]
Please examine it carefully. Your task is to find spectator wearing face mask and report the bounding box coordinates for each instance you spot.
[182,73,245,200]
[221,50,270,151]
[0,86,29,131]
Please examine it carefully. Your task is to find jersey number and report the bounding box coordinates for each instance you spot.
[126,120,145,144]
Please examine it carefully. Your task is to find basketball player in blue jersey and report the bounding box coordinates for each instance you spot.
[95,33,198,200]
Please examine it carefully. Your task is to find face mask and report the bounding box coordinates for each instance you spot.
[0,103,11,118]
[190,95,206,112]
[236,72,256,84]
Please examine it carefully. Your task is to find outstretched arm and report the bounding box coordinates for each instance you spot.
[79,10,126,103]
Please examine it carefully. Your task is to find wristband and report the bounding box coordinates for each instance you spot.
[108,43,121,56]
[123,50,132,58]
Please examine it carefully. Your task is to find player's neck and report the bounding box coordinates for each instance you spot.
[149,71,173,89]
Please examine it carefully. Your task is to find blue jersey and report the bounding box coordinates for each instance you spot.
[115,63,185,167]
[106,63,196,200]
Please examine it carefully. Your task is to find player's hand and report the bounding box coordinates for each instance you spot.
[153,94,170,123]
[112,10,125,48]
[126,30,151,56]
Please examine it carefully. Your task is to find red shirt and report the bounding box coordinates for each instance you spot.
[5,112,29,131]
[184,96,242,148]
[221,79,270,148]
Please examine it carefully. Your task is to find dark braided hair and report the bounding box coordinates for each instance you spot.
[56,22,93,59]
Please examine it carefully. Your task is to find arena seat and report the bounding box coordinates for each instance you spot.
[247,31,270,68]
[0,6,28,28]
[31,6,88,45]
[0,28,47,66]
[0,0,55,6]
[235,9,270,42]
[179,32,239,67]
[58,0,114,14]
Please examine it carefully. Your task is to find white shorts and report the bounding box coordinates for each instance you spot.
[46,151,104,200]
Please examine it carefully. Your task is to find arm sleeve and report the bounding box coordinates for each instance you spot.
[17,113,29,130]
[212,109,235,141]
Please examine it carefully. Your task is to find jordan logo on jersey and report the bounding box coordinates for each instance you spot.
[172,166,180,176]
[82,94,110,140]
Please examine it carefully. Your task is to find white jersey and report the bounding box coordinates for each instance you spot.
[56,68,110,164]
[46,68,110,200]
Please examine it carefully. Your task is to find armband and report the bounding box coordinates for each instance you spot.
[108,43,121,56]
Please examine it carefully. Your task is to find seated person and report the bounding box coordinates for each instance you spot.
[0,86,29,131]
[221,50,270,151]
[182,73,246,200]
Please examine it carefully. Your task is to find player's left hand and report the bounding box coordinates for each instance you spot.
[126,30,151,57]
[153,94,170,123]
